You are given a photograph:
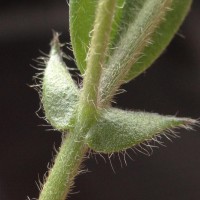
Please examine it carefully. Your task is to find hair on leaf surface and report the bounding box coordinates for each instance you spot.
[32,33,80,133]
[32,1,196,200]
[85,108,197,154]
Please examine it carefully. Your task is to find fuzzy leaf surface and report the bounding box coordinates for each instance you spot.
[125,0,192,81]
[69,0,98,74]
[99,0,192,106]
[42,35,79,131]
[86,108,194,153]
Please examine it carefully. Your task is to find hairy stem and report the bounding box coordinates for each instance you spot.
[38,133,87,200]
[82,0,117,114]
[38,1,116,199]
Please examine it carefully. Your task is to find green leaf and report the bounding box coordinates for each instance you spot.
[86,108,195,153]
[97,0,192,107]
[125,0,192,81]
[69,0,98,74]
[42,33,79,131]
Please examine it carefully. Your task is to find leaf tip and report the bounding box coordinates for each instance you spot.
[178,117,199,130]
[50,31,66,55]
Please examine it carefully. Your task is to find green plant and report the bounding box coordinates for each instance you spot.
[34,0,195,200]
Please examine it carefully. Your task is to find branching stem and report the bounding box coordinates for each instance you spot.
[38,1,116,199]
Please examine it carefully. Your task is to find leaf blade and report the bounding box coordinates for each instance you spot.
[98,0,192,107]
[125,0,193,81]
[99,0,174,106]
[69,0,98,74]
[42,34,79,131]
[86,108,195,153]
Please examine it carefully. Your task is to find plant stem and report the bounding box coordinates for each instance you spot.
[81,0,117,113]
[39,133,87,200]
[39,1,116,199]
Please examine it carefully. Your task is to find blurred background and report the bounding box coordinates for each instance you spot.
[1,0,200,199]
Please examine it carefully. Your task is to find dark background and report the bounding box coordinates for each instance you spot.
[1,1,200,200]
